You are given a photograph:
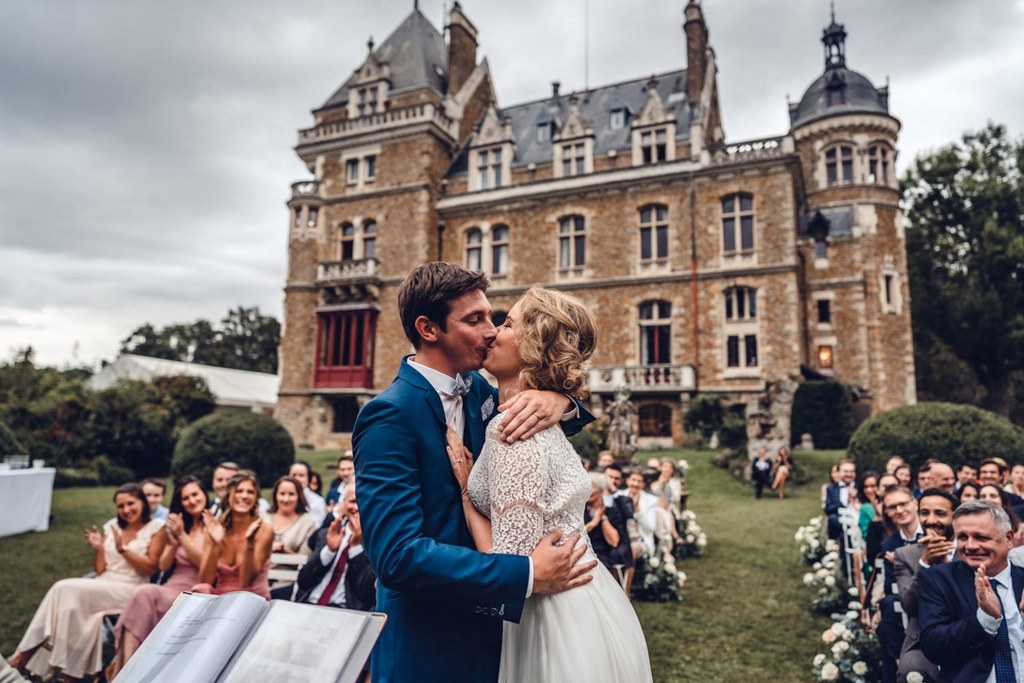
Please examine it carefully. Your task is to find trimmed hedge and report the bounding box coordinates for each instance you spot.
[170,411,296,491]
[847,402,1024,473]
[791,381,854,450]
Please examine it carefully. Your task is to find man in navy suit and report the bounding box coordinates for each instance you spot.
[919,500,1024,683]
[878,485,922,683]
[824,459,857,539]
[353,262,596,683]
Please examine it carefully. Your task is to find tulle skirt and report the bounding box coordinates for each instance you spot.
[499,557,653,682]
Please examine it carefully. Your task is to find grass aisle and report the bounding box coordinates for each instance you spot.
[638,449,837,682]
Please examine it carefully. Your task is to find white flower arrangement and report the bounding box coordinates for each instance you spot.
[905,672,923,683]
[810,612,881,683]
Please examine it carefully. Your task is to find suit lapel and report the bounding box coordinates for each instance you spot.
[397,356,446,429]
[1012,566,1024,608]
[463,378,484,457]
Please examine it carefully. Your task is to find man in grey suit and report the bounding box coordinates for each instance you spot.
[894,488,958,683]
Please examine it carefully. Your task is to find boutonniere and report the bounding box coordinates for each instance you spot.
[481,395,495,421]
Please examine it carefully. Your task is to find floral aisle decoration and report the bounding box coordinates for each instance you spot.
[810,609,881,682]
[673,509,707,559]
[802,546,850,615]
[632,543,686,603]
[795,515,828,564]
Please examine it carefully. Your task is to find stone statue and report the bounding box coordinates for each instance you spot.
[606,389,637,461]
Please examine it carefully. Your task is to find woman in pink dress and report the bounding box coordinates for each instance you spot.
[196,470,273,598]
[7,484,165,682]
[106,475,209,678]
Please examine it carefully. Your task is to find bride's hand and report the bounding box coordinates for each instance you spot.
[446,427,473,498]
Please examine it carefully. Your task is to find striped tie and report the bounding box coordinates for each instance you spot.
[990,579,1017,683]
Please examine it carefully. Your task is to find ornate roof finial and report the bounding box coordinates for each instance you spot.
[367,36,375,53]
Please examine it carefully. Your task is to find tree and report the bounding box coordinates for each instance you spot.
[120,306,280,373]
[902,123,1024,422]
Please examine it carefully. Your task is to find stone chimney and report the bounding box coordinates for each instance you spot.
[447,2,478,96]
[684,0,708,104]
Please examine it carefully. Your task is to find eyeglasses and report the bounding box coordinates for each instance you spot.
[885,500,914,511]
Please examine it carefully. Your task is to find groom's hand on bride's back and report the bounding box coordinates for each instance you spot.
[529,530,597,595]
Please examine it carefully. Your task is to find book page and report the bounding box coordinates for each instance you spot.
[113,592,268,683]
[220,602,370,683]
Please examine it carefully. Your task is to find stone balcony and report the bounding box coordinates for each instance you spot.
[588,364,696,394]
[290,180,321,200]
[317,258,382,300]
[710,134,794,165]
[297,102,458,151]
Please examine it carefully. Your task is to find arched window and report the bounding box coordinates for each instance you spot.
[639,205,669,262]
[362,220,377,259]
[465,228,483,272]
[825,144,854,186]
[339,223,355,261]
[558,215,586,269]
[723,287,758,369]
[491,225,509,275]
[721,193,754,254]
[639,300,671,365]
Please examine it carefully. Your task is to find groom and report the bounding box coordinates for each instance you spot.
[353,262,596,683]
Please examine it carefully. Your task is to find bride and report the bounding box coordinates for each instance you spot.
[447,287,652,682]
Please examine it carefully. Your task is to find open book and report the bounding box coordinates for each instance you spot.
[113,592,386,683]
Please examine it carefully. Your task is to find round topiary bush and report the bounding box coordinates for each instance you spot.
[847,402,1024,473]
[170,411,296,491]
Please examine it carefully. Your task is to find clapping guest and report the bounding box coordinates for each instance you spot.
[7,484,165,682]
[624,470,659,558]
[650,459,684,515]
[107,476,209,678]
[196,471,274,598]
[585,474,623,572]
[296,482,376,611]
[267,476,317,599]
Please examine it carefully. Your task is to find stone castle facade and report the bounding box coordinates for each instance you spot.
[275,2,916,450]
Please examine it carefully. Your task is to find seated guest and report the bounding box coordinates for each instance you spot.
[650,458,685,515]
[326,453,354,512]
[267,475,317,599]
[7,484,165,682]
[878,485,921,683]
[822,463,840,505]
[585,474,623,572]
[289,460,327,526]
[894,464,913,489]
[596,450,613,472]
[309,471,323,497]
[208,461,240,515]
[913,463,934,499]
[919,500,1024,682]
[958,481,981,505]
[979,458,1009,489]
[1008,464,1024,498]
[885,455,906,475]
[929,463,956,495]
[751,448,773,500]
[108,476,209,678]
[772,447,794,500]
[591,472,634,585]
[893,488,957,683]
[624,469,659,558]
[978,484,1024,538]
[296,483,375,610]
[141,478,169,520]
[196,471,274,598]
[824,459,857,540]
[857,471,882,541]
[955,462,978,493]
[865,474,900,576]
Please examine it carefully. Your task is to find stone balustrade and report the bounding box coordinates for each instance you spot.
[317,257,381,283]
[298,102,457,146]
[589,364,696,393]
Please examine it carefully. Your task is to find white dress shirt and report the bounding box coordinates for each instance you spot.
[976,563,1024,683]
[307,527,364,607]
[304,487,327,526]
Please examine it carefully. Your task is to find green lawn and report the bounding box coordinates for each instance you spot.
[0,449,842,681]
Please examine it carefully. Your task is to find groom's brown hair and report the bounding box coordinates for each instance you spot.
[398,262,490,348]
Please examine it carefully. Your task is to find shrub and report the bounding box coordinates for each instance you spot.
[847,402,1024,473]
[568,426,602,462]
[720,407,748,450]
[791,381,854,450]
[171,411,296,490]
[684,394,724,443]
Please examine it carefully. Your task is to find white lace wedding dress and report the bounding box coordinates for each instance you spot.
[468,414,653,682]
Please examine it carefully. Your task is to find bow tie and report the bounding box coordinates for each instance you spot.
[451,374,472,398]
[838,483,849,488]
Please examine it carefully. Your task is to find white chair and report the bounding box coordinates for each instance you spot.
[268,552,309,601]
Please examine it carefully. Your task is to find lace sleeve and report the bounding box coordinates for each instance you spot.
[487,433,549,556]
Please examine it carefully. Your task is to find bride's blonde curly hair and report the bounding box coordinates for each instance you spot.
[517,287,596,400]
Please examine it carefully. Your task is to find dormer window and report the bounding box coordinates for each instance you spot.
[476,148,503,190]
[641,129,668,164]
[561,143,586,177]
[357,87,379,116]
[537,123,550,142]
[610,109,625,130]
[827,89,846,107]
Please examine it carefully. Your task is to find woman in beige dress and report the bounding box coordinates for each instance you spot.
[7,483,165,682]
[267,475,316,598]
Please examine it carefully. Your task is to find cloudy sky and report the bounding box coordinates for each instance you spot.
[2,0,1022,368]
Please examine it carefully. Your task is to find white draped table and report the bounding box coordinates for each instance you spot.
[0,467,55,538]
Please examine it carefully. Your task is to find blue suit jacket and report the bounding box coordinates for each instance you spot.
[353,357,591,683]
[919,560,1024,683]
[823,483,849,516]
